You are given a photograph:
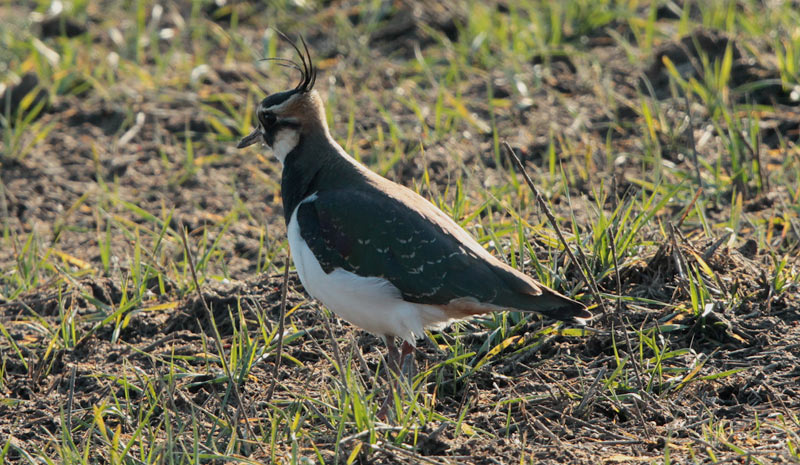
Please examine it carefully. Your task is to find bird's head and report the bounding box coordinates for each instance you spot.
[237,36,326,163]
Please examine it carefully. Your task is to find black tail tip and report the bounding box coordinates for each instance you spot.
[546,300,592,325]
[571,309,593,326]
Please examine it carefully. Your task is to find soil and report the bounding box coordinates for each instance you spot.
[1,2,799,464]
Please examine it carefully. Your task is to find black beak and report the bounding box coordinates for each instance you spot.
[237,127,262,148]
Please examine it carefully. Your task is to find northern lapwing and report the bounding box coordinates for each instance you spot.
[237,38,591,379]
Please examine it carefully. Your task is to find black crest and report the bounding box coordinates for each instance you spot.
[263,32,317,94]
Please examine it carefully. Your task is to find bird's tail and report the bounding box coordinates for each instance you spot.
[509,287,592,324]
[489,263,592,324]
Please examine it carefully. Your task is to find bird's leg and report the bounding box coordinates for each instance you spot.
[377,339,416,420]
[399,340,415,377]
[377,335,401,421]
[386,337,402,375]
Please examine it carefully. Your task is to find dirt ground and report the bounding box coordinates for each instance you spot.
[1,1,800,464]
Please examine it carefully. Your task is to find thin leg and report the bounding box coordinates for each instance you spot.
[377,335,399,421]
[386,337,402,375]
[399,340,415,377]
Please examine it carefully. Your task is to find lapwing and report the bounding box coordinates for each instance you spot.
[237,38,591,377]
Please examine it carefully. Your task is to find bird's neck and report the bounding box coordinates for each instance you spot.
[280,128,368,223]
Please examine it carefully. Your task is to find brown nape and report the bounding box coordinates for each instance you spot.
[285,90,329,134]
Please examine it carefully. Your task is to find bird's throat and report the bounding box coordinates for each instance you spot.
[271,129,300,165]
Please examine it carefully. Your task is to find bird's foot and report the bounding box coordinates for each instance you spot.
[376,390,394,422]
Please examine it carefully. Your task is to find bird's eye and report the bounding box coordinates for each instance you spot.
[259,111,277,127]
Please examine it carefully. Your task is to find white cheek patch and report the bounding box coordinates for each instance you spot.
[272,128,300,165]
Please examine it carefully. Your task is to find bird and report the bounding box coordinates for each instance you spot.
[237,37,591,378]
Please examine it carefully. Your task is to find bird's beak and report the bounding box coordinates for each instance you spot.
[237,127,262,148]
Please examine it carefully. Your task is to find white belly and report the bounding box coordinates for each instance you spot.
[287,195,451,344]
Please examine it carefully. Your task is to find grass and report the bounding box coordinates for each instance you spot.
[1,0,800,463]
